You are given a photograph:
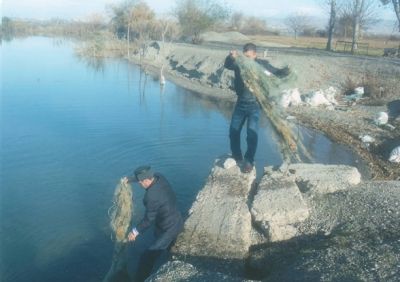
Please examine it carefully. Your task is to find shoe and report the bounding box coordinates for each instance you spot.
[233,155,243,165]
[242,161,253,173]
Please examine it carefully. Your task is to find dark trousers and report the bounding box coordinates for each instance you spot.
[135,220,183,281]
[229,101,260,164]
[135,249,164,282]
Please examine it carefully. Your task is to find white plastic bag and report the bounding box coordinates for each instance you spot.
[354,87,364,95]
[280,88,302,108]
[305,90,331,107]
[374,112,389,126]
[324,86,338,105]
[388,146,400,163]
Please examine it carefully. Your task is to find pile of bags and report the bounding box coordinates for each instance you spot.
[280,87,338,109]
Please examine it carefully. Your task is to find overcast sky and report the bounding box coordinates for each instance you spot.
[2,0,397,21]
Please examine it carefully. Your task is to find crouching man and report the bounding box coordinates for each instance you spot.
[122,165,183,281]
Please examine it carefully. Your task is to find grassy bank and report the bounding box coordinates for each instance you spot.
[250,34,400,57]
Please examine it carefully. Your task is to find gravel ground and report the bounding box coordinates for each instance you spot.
[248,181,400,281]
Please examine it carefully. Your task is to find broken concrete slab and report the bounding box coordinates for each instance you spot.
[251,171,309,227]
[172,158,256,259]
[287,163,361,194]
[250,169,309,242]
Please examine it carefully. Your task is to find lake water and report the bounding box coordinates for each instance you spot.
[1,37,364,281]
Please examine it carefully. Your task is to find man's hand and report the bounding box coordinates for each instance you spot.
[128,231,138,242]
[230,50,238,58]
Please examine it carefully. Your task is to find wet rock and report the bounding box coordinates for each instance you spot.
[172,157,256,259]
[146,260,255,282]
[288,163,361,194]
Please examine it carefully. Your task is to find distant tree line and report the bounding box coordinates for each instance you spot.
[0,0,267,43]
[283,0,400,54]
[2,0,399,56]
[1,15,108,41]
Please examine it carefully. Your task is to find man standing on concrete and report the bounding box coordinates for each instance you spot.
[224,43,261,173]
[122,165,183,282]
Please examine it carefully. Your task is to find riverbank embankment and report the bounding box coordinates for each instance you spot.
[147,157,400,281]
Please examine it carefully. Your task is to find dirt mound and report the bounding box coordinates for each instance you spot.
[201,31,250,43]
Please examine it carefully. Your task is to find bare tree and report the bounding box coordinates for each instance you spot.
[108,0,137,39]
[242,16,267,34]
[85,13,106,34]
[230,12,245,31]
[380,0,400,55]
[154,16,180,44]
[351,0,362,53]
[228,12,267,34]
[325,0,338,51]
[342,0,379,53]
[128,2,156,59]
[175,0,229,44]
[380,0,400,31]
[107,1,156,59]
[336,10,353,37]
[285,12,311,39]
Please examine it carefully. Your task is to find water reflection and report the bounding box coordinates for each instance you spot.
[76,54,105,73]
[138,69,148,99]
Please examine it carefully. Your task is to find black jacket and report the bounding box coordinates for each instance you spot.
[224,55,290,103]
[136,173,182,235]
[224,54,253,102]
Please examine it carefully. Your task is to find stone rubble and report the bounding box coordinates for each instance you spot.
[150,159,398,281]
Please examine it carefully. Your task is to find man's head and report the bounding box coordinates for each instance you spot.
[130,165,154,188]
[243,43,257,59]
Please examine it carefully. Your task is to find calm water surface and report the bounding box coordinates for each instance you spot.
[1,37,363,281]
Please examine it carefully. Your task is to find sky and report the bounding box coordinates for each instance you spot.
[1,0,397,22]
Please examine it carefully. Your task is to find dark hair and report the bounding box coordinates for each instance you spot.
[133,165,154,182]
[243,43,257,53]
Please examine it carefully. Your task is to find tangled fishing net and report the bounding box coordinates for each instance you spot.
[103,180,134,282]
[235,55,308,161]
[109,180,133,242]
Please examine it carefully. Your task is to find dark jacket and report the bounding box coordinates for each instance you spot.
[224,55,290,103]
[136,173,182,235]
[224,54,256,103]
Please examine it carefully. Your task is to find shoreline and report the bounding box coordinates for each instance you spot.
[133,58,236,106]
[112,41,399,180]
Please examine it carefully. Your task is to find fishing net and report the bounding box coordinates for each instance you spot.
[235,55,308,161]
[103,180,134,282]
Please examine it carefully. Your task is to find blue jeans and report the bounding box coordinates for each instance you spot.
[229,100,260,164]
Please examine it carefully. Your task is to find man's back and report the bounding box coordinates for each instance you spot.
[140,173,182,233]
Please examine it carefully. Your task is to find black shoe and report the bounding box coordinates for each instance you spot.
[233,155,243,164]
[242,161,253,173]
